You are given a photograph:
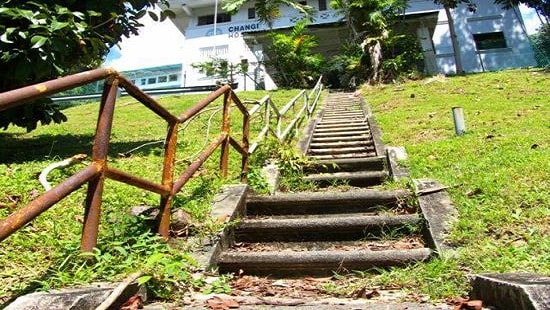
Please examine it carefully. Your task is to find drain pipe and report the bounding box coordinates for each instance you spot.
[452,107,466,135]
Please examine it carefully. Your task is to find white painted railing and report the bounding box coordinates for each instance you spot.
[248,76,323,153]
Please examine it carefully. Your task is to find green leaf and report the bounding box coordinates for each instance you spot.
[137,275,152,286]
[163,9,176,19]
[0,33,14,44]
[87,10,102,17]
[148,11,158,22]
[134,10,147,19]
[30,35,48,49]
[51,20,70,31]
[72,11,85,20]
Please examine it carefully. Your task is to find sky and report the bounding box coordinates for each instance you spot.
[104,5,544,71]
[104,9,186,71]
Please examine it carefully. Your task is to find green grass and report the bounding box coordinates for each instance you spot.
[0,88,308,302]
[337,69,549,299]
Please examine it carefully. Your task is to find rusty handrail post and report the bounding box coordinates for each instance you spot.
[80,78,119,252]
[0,68,115,111]
[0,164,101,242]
[241,112,250,182]
[157,121,179,238]
[219,90,231,177]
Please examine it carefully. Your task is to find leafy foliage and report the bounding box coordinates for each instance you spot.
[494,0,549,20]
[330,0,422,84]
[266,19,324,88]
[0,0,173,131]
[323,43,366,89]
[223,0,313,28]
[192,58,248,84]
[531,23,550,66]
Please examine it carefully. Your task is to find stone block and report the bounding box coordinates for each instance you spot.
[6,282,146,310]
[414,179,458,254]
[469,273,550,310]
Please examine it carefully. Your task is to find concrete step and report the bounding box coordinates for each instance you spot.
[321,116,365,121]
[246,189,410,216]
[305,156,386,173]
[308,140,373,149]
[234,214,421,242]
[314,126,370,133]
[226,237,425,252]
[322,111,363,115]
[217,248,432,276]
[308,146,375,155]
[310,135,372,143]
[316,119,366,125]
[308,152,378,160]
[312,130,370,137]
[315,122,368,129]
[304,170,388,186]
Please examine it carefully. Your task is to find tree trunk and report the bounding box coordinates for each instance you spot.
[445,6,464,74]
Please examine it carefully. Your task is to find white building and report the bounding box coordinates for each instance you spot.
[166,0,537,90]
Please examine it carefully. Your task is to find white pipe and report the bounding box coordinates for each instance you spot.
[452,107,466,135]
[213,0,218,38]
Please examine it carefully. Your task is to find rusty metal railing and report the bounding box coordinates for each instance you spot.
[0,67,250,252]
[248,76,323,153]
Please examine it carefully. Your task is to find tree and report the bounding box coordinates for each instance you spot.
[0,0,173,131]
[266,19,324,87]
[431,0,476,74]
[191,58,248,84]
[223,0,313,28]
[330,0,422,84]
[494,0,549,23]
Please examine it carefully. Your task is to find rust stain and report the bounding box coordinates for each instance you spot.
[35,84,47,93]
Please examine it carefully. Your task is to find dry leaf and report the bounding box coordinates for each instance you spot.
[120,295,143,310]
[352,287,380,299]
[205,296,240,309]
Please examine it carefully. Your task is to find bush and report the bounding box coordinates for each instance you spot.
[531,23,550,67]
[266,20,324,88]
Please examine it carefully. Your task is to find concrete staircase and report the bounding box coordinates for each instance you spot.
[213,92,432,277]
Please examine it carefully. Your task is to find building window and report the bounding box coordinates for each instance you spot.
[140,78,146,85]
[318,0,327,11]
[197,13,231,26]
[130,79,136,84]
[473,32,507,50]
[248,7,256,19]
[200,44,229,58]
[148,77,157,84]
[168,74,178,82]
[158,76,167,83]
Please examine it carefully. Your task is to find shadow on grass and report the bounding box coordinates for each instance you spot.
[0,133,164,164]
[0,218,156,309]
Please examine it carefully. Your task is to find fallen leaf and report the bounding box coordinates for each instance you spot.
[206,296,226,310]
[120,295,143,310]
[352,287,366,299]
[303,277,331,282]
[225,298,240,308]
[465,188,483,197]
[272,280,288,287]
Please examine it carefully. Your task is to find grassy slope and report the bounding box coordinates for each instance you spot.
[352,69,549,298]
[0,89,303,301]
